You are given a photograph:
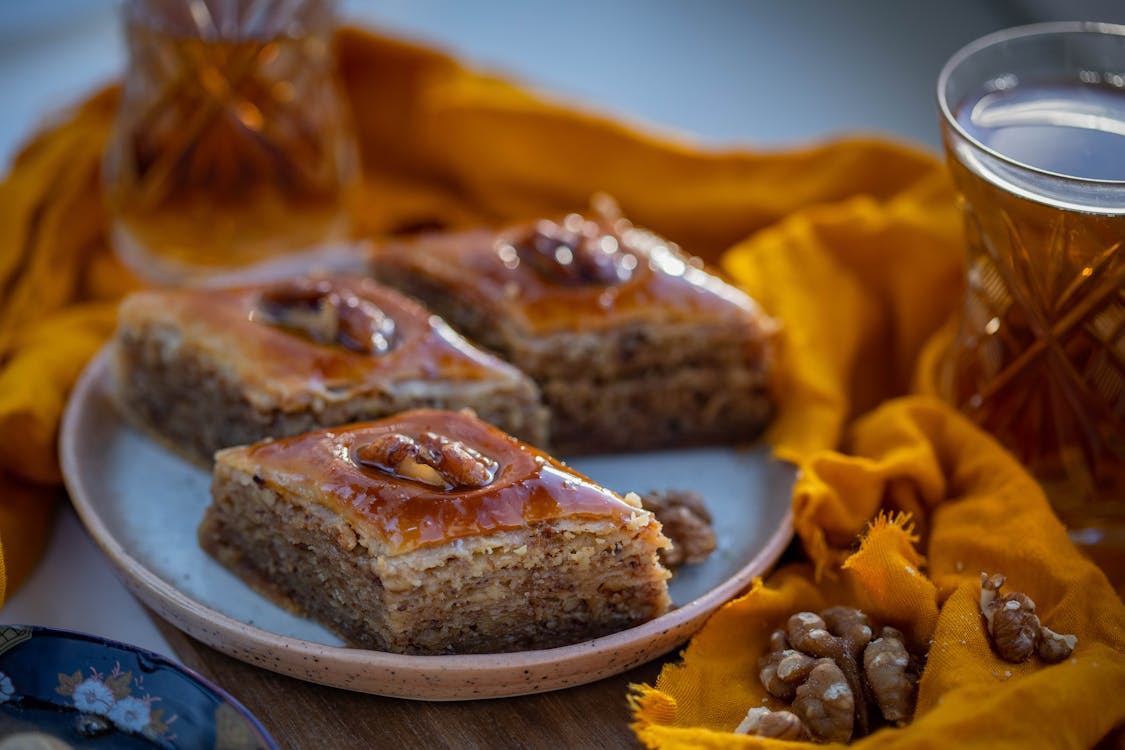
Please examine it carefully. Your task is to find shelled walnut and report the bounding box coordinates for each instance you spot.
[638,489,717,567]
[740,606,924,743]
[979,573,1077,664]
[735,707,807,740]
[506,215,637,286]
[354,431,497,490]
[253,279,397,355]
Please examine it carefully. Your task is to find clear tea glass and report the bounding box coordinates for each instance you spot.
[936,23,1125,561]
[103,0,358,284]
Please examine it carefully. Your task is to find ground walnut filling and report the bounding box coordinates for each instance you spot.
[738,607,924,743]
[252,278,398,355]
[353,431,498,490]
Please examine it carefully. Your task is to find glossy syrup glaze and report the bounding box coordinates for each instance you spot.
[375,214,772,336]
[228,410,643,554]
[118,275,518,401]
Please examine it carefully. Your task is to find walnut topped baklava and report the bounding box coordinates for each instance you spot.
[112,275,547,464]
[199,409,672,654]
[370,207,777,454]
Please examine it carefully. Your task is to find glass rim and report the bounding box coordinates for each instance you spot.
[937,20,1125,187]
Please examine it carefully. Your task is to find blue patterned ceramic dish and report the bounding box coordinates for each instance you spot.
[0,624,278,749]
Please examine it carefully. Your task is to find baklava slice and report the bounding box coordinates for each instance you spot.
[370,208,777,454]
[112,275,547,464]
[199,409,672,654]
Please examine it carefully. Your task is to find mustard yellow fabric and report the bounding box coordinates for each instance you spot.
[631,399,1125,748]
[0,27,1121,747]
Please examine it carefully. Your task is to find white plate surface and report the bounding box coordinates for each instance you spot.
[60,345,794,699]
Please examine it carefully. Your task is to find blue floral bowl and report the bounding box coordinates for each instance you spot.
[0,625,278,748]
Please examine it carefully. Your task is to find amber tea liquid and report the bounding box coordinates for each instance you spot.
[105,16,355,282]
[941,75,1125,541]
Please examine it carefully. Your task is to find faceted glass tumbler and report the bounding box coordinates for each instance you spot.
[936,23,1125,557]
[103,0,358,284]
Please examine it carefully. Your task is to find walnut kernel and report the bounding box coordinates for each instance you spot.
[1037,626,1078,664]
[734,707,807,740]
[979,572,1077,664]
[355,432,497,490]
[754,607,923,742]
[505,217,636,286]
[638,489,717,567]
[759,645,816,702]
[254,279,396,355]
[863,626,915,724]
[988,593,1041,662]
[793,658,855,744]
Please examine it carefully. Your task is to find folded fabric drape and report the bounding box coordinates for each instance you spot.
[631,398,1125,748]
[0,26,1119,748]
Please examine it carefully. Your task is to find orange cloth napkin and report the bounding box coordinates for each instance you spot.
[0,26,1121,747]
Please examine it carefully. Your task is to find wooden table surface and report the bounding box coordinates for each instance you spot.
[152,616,667,749]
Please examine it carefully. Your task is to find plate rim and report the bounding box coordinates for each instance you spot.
[60,344,794,700]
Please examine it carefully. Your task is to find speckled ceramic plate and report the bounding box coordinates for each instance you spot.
[0,624,278,748]
[60,345,794,700]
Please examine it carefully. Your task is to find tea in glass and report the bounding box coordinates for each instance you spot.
[937,23,1125,551]
[104,0,357,283]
